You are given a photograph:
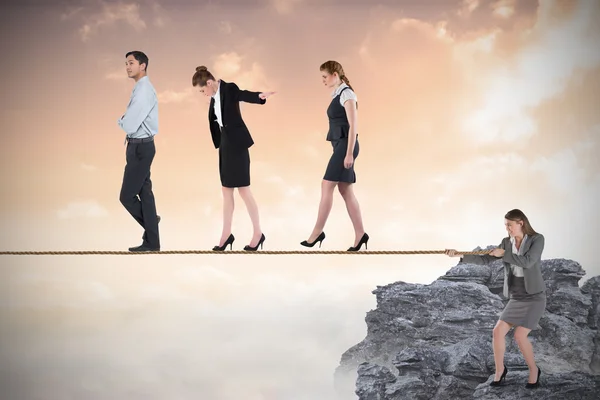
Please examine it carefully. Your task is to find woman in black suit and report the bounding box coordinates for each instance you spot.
[192,66,275,251]
[301,60,368,251]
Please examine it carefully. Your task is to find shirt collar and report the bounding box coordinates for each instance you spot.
[510,234,528,245]
[134,75,148,87]
[331,82,348,98]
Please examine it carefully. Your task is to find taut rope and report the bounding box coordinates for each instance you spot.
[0,249,490,256]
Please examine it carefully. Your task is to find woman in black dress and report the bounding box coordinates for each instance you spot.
[192,66,275,251]
[301,61,368,251]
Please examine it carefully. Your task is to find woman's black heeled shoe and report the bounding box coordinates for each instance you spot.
[212,234,235,251]
[300,232,326,248]
[244,233,265,251]
[525,366,541,389]
[489,364,508,386]
[347,233,369,251]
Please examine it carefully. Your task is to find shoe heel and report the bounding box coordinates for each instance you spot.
[490,365,507,387]
[300,232,325,248]
[526,366,541,389]
[347,233,369,251]
[213,234,235,251]
[244,233,265,251]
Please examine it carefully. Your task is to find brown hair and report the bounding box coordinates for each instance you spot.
[192,65,215,87]
[505,209,537,236]
[320,60,354,92]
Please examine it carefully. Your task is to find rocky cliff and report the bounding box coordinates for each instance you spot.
[334,248,600,399]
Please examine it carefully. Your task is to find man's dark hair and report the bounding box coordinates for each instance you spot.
[125,51,149,71]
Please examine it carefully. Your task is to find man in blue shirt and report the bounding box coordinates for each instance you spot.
[118,50,160,252]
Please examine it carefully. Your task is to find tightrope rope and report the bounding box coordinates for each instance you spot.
[0,249,491,256]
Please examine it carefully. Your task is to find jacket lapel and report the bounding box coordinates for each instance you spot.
[520,234,533,253]
[209,97,215,121]
[219,80,226,121]
[504,235,532,278]
[503,237,512,271]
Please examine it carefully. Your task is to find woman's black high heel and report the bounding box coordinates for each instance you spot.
[300,232,326,248]
[489,364,507,386]
[212,234,235,251]
[525,366,541,389]
[347,233,369,251]
[244,233,265,251]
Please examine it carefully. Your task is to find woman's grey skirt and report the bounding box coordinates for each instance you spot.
[499,277,546,330]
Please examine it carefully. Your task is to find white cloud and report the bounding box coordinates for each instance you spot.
[429,152,528,199]
[444,146,586,199]
[454,29,501,58]
[137,284,189,301]
[268,0,303,15]
[390,18,453,43]
[57,201,109,219]
[67,2,147,42]
[462,0,600,144]
[492,0,516,18]
[1,257,403,399]
[219,21,233,34]
[213,52,271,91]
[60,6,83,21]
[105,67,129,81]
[81,163,98,171]
[6,274,115,309]
[214,52,244,77]
[174,265,243,288]
[358,17,454,72]
[302,143,320,159]
[151,1,169,27]
[157,87,196,104]
[530,125,599,195]
[457,0,480,17]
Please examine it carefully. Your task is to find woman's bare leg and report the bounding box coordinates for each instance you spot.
[238,186,262,246]
[514,326,539,383]
[492,320,512,380]
[306,180,337,242]
[219,187,235,246]
[338,182,365,246]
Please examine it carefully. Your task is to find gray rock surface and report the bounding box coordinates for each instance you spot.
[335,252,600,399]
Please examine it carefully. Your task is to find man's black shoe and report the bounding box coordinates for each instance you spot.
[128,244,160,252]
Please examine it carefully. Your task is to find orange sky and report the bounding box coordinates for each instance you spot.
[1,0,599,398]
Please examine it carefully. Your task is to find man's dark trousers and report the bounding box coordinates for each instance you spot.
[119,138,160,249]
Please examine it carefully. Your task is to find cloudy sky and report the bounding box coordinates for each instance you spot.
[1,0,599,398]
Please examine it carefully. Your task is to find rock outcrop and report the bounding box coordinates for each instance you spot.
[334,250,600,399]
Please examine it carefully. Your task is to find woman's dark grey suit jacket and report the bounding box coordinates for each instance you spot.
[461,233,546,298]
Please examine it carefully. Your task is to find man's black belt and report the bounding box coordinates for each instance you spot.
[126,136,154,143]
